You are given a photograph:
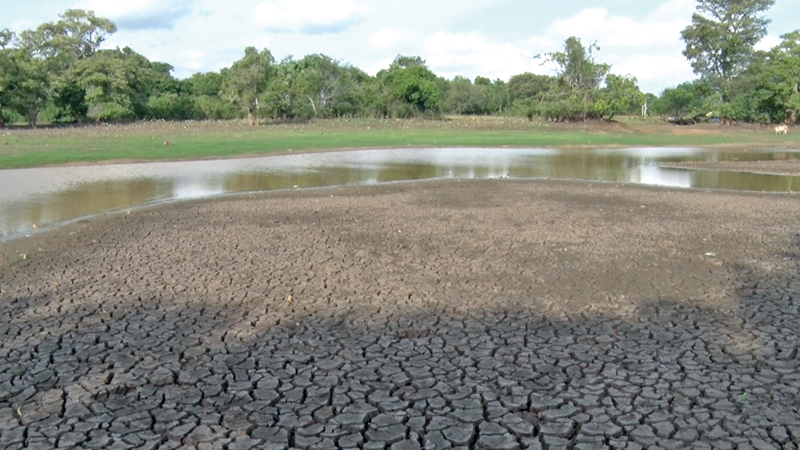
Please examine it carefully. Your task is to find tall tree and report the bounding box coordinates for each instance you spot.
[508,73,554,104]
[222,47,274,126]
[16,9,117,123]
[736,30,800,123]
[375,55,442,117]
[597,74,645,120]
[681,0,775,98]
[20,9,116,67]
[542,37,610,94]
[445,76,486,115]
[659,82,702,119]
[0,29,15,127]
[537,37,611,121]
[72,47,154,122]
[1,48,50,127]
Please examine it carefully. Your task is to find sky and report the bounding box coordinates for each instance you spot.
[2,0,800,94]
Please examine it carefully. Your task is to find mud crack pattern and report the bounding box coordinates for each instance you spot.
[1,180,799,450]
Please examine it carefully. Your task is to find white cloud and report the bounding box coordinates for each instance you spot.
[253,0,363,33]
[10,18,36,33]
[547,7,688,48]
[538,0,697,93]
[369,28,414,49]
[423,32,546,81]
[183,50,205,71]
[755,35,781,51]
[612,54,695,93]
[410,1,697,93]
[77,0,193,30]
[365,57,395,76]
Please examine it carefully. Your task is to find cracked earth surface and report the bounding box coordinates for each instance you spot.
[1,179,799,450]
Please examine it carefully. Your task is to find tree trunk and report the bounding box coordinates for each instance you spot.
[306,95,318,117]
[247,109,256,126]
[27,110,38,129]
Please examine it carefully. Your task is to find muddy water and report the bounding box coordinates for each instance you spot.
[1,147,799,240]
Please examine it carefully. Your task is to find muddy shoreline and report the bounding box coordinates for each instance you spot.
[1,179,799,449]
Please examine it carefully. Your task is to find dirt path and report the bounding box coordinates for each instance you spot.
[1,180,799,449]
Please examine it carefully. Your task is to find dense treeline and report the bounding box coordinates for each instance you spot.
[0,10,643,127]
[649,0,800,125]
[1,0,798,127]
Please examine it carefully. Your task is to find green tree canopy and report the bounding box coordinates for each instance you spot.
[681,0,775,97]
[222,47,274,125]
[13,9,118,124]
[734,30,800,123]
[597,74,645,120]
[508,73,553,102]
[0,37,50,127]
[0,29,15,127]
[446,76,487,115]
[375,56,442,117]
[659,82,701,119]
[542,37,610,94]
[536,37,613,121]
[20,9,116,67]
[72,47,154,122]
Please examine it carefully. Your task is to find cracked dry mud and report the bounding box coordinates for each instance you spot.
[1,179,799,450]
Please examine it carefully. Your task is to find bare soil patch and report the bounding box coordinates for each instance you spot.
[1,180,799,449]
[4,179,796,317]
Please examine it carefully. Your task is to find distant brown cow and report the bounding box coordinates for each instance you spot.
[775,124,789,135]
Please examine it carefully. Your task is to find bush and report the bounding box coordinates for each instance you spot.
[147,93,196,120]
[87,102,135,122]
[193,96,238,120]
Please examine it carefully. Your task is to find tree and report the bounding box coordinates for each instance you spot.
[20,9,116,67]
[188,71,235,120]
[681,0,775,99]
[659,82,700,119]
[445,76,487,115]
[222,47,274,125]
[542,37,610,94]
[733,30,800,123]
[486,79,509,113]
[1,47,50,127]
[508,73,554,118]
[190,71,224,97]
[375,56,442,118]
[596,74,645,120]
[392,55,426,69]
[18,9,117,123]
[72,47,154,122]
[537,37,611,121]
[291,54,346,119]
[0,29,15,127]
[508,73,554,103]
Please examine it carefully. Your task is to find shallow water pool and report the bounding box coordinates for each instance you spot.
[1,147,799,240]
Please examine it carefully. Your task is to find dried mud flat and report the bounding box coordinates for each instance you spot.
[1,179,799,450]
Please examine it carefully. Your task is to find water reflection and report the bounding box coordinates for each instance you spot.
[1,147,799,240]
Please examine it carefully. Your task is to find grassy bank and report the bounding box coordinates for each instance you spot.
[1,116,799,169]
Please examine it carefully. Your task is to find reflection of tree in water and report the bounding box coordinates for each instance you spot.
[691,170,800,192]
[3,149,800,238]
[714,152,800,163]
[222,167,375,192]
[1,179,171,236]
[508,153,634,182]
[375,163,439,183]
